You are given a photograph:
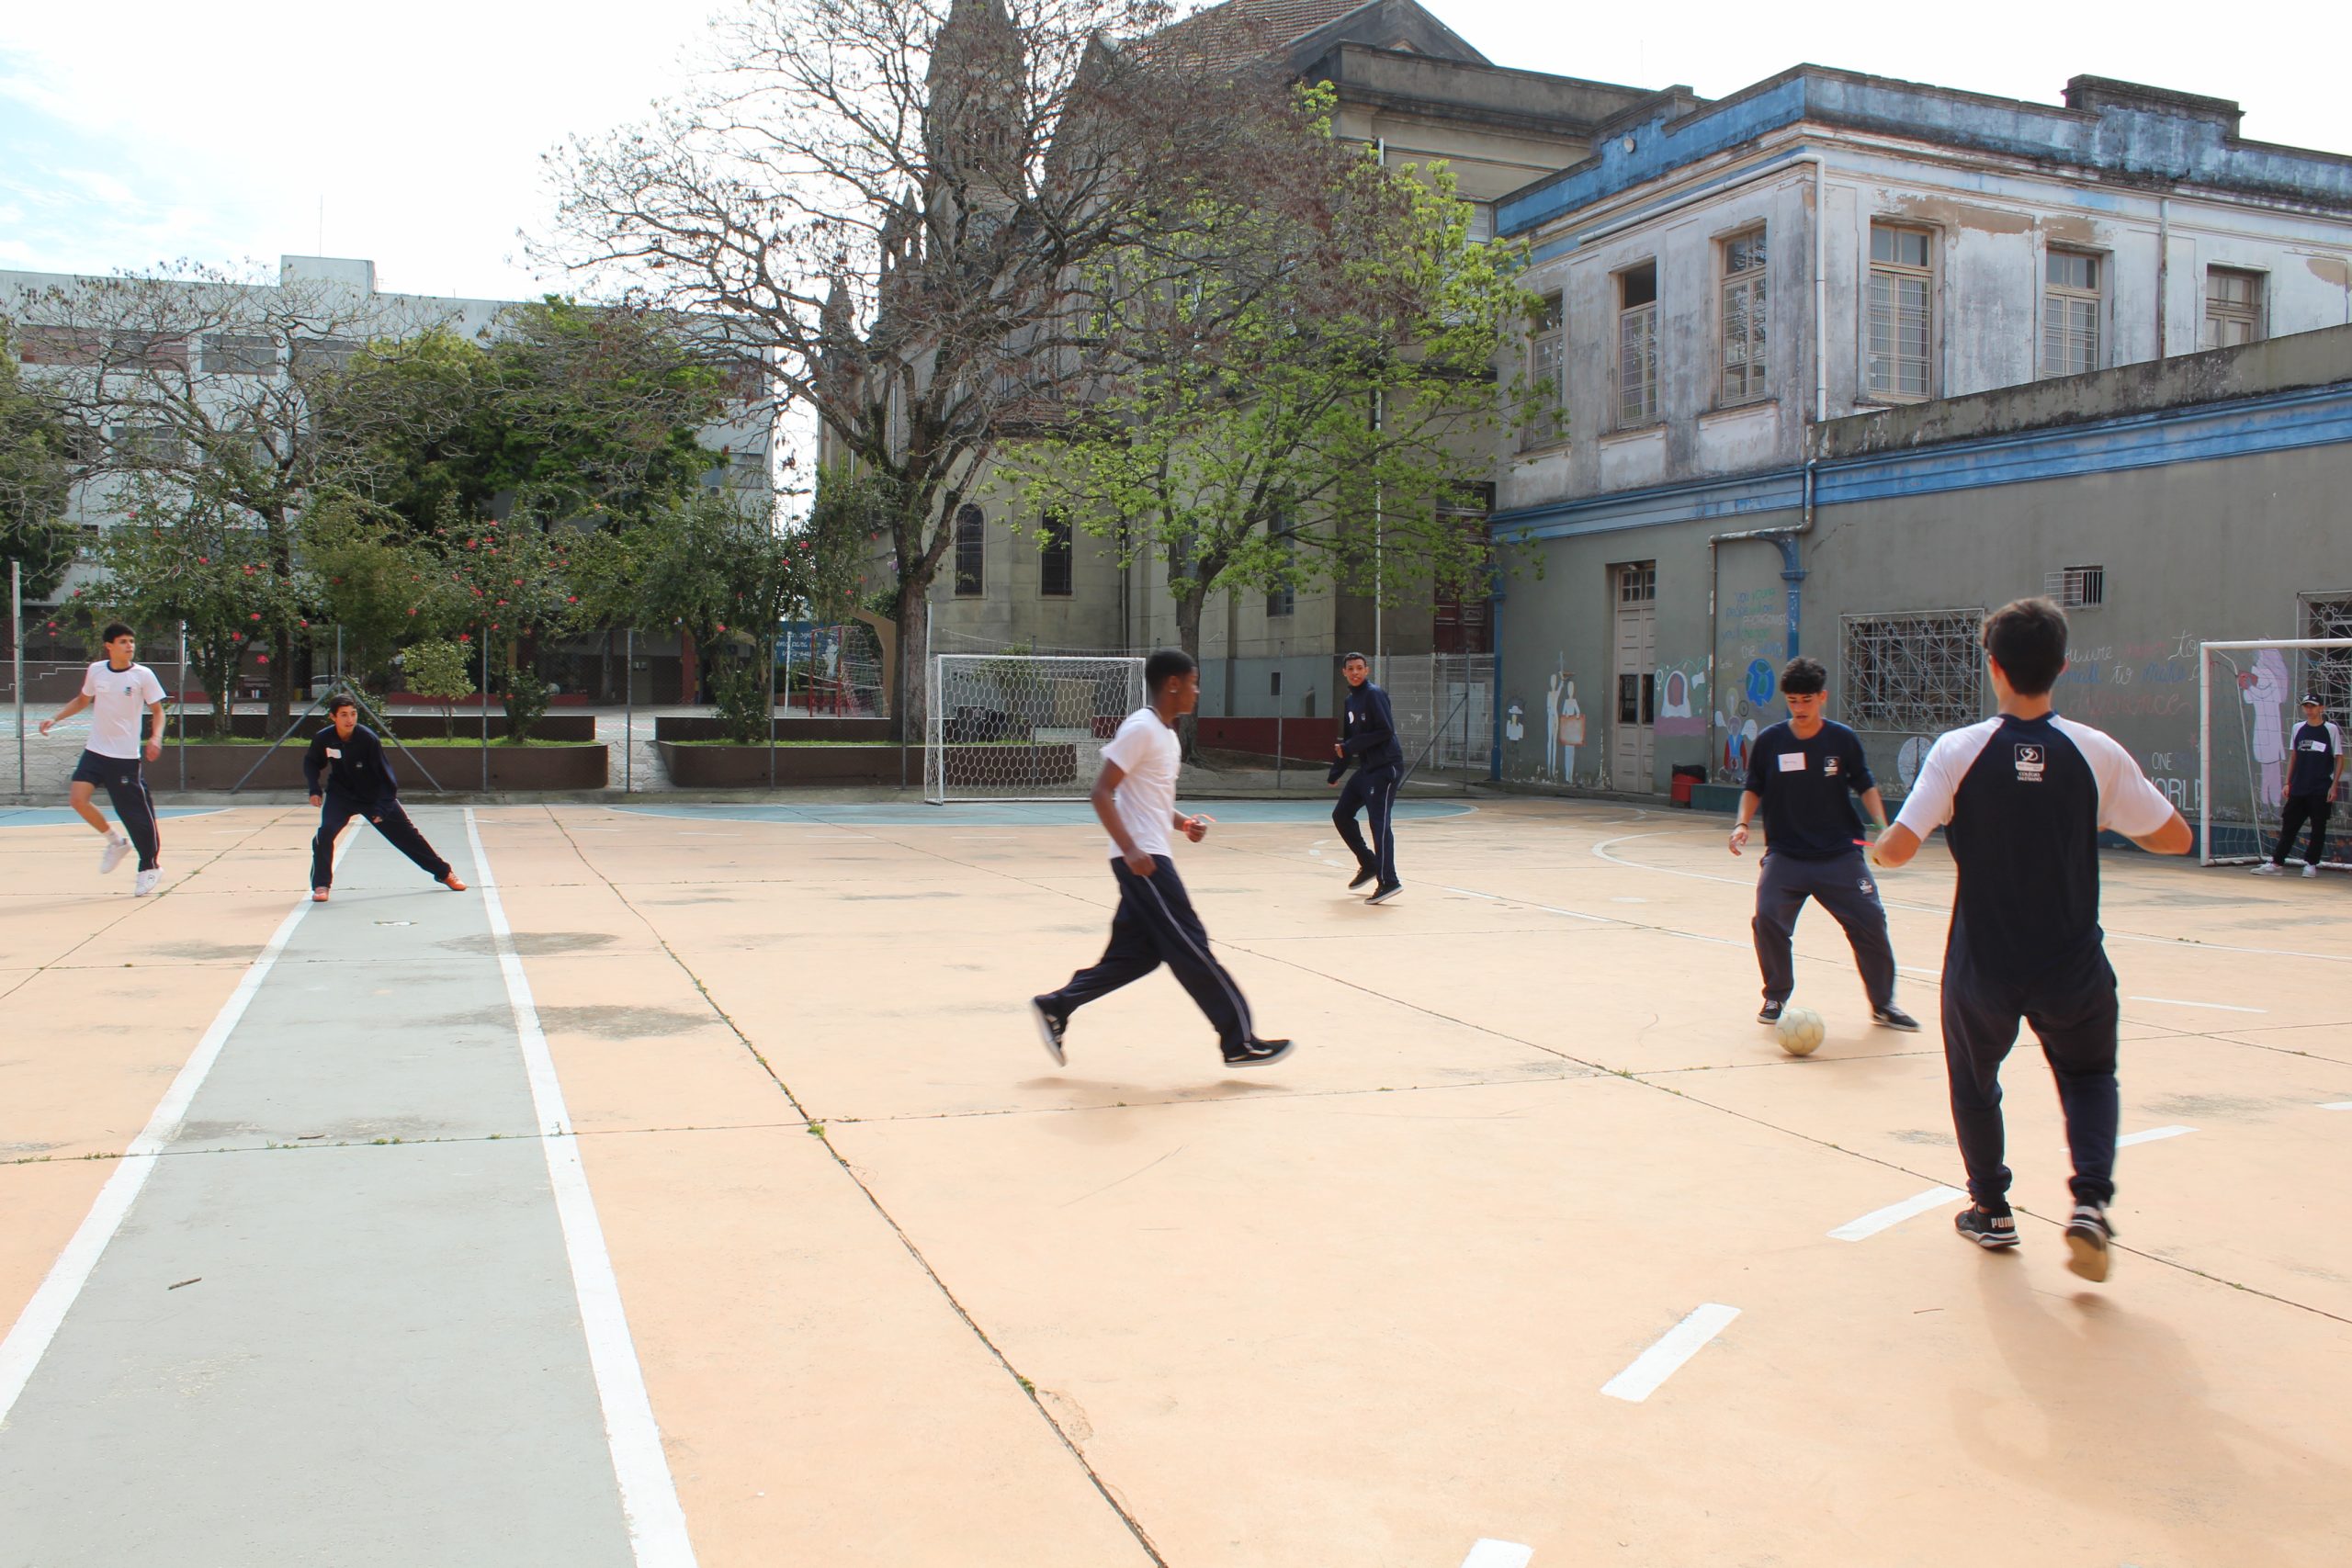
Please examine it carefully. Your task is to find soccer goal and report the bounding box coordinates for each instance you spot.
[925,653,1146,804]
[2198,638,2352,868]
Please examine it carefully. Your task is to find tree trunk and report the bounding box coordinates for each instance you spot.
[894,576,929,748]
[680,626,698,705]
[269,626,295,730]
[1172,587,1207,761]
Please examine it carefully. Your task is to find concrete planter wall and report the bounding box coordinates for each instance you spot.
[164,743,609,792]
[182,714,596,742]
[657,741,1075,788]
[651,716,893,743]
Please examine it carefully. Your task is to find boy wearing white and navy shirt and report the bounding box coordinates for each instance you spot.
[40,622,167,894]
[1031,649,1290,1071]
[2256,694,2343,876]
[1876,598,2189,1281]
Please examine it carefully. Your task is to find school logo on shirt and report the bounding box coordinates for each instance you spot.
[2014,743,2045,782]
[1823,756,1841,777]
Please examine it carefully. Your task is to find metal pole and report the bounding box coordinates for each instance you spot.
[624,626,634,794]
[480,625,490,793]
[767,630,777,790]
[11,560,22,798]
[1276,705,1283,793]
[177,618,187,792]
[2198,640,2211,863]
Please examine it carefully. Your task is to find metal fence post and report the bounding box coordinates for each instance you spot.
[480,626,490,793]
[177,619,188,791]
[624,626,634,795]
[11,560,22,799]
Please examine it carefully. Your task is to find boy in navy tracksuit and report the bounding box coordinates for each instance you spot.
[1730,656,1917,1032]
[1328,651,1405,904]
[302,696,467,902]
[1878,598,2189,1281]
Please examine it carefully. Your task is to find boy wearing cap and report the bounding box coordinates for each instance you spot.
[2257,694,2344,877]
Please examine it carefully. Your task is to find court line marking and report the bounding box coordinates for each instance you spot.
[2321,1102,2352,1111]
[1600,1303,1740,1403]
[1460,1540,1534,1568]
[466,810,698,1567]
[2127,995,2267,1014]
[0,829,351,1427]
[2117,1124,2197,1146]
[1829,1185,1966,1242]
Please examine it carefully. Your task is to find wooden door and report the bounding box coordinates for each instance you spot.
[1611,562,1657,791]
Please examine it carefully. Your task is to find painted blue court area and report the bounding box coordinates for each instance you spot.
[608,799,1478,827]
[0,807,222,829]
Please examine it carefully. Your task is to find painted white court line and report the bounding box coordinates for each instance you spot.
[1828,1185,1966,1242]
[2117,1124,2197,1147]
[465,810,698,1568]
[1459,1540,1534,1568]
[2320,1102,2352,1111]
[1600,1303,1740,1403]
[2127,996,2267,1014]
[0,831,354,1427]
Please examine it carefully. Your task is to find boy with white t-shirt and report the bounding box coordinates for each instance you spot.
[1031,649,1292,1069]
[40,623,168,896]
[1874,598,2190,1281]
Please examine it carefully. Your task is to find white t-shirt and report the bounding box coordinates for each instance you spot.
[81,661,166,760]
[1099,706,1181,860]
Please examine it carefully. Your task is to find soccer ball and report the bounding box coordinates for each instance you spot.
[1776,1006,1826,1056]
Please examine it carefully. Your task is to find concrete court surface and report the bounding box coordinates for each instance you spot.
[0,795,2347,1568]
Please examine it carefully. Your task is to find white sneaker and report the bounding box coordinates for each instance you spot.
[2251,863,2283,876]
[133,868,161,897]
[99,835,131,874]
[2304,864,2320,879]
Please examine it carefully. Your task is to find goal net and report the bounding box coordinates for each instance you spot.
[2199,638,2352,868]
[925,654,1146,804]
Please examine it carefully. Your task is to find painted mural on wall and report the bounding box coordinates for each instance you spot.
[1504,658,1594,785]
[1710,588,1783,781]
[1656,660,1706,738]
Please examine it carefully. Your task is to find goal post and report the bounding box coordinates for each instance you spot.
[2198,638,2352,868]
[925,653,1147,804]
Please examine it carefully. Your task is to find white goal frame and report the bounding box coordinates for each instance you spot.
[925,653,1147,805]
[2198,637,2352,866]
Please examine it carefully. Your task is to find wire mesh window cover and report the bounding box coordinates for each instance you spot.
[1038,513,1073,596]
[1618,265,1659,427]
[1617,561,1657,604]
[2041,251,2102,379]
[954,504,985,595]
[2307,598,2352,721]
[2044,564,2106,609]
[2203,267,2266,351]
[1841,610,1986,733]
[1523,291,1566,448]
[1867,224,1933,400]
[1718,231,1769,407]
[201,333,278,376]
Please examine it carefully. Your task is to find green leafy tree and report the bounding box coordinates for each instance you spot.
[1004,135,1530,712]
[401,638,478,738]
[0,321,80,601]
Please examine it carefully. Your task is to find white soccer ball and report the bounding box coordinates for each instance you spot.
[1776,1006,1826,1057]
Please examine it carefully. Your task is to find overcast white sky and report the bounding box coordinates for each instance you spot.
[3,0,2344,302]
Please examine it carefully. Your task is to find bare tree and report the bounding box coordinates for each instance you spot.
[539,0,1314,734]
[6,264,447,725]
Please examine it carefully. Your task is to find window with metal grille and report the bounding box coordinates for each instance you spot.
[954,504,984,596]
[1265,511,1295,616]
[1522,290,1565,449]
[2041,251,2103,379]
[202,333,277,376]
[1617,264,1658,427]
[1718,230,1769,407]
[1039,513,1072,597]
[1867,224,1934,400]
[2044,564,2105,609]
[2305,595,2352,723]
[2202,268,2265,351]
[1840,609,1986,734]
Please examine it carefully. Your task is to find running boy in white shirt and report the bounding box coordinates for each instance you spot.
[40,623,168,896]
[1031,649,1292,1069]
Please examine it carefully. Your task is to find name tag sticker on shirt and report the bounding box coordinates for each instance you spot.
[325,748,342,759]
[2302,739,2328,751]
[2014,743,2045,782]
[1777,751,1806,773]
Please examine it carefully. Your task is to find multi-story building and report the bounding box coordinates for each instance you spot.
[1487,70,2352,796]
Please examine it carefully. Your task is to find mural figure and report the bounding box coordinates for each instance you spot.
[1505,702,1525,746]
[1657,663,1707,739]
[2245,648,2291,807]
[1559,679,1583,783]
[1544,668,1562,779]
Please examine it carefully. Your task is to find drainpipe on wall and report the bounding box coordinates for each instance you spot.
[1488,588,1506,782]
[2156,195,2170,359]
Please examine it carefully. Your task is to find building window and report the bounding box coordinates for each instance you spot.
[1522,290,1566,449]
[2203,268,2265,350]
[201,333,277,377]
[2041,250,2103,379]
[1039,513,1072,597]
[1718,230,1769,407]
[2044,565,2105,609]
[954,504,984,596]
[289,336,360,379]
[1867,224,1934,401]
[2305,595,2352,726]
[1616,263,1658,427]
[1617,560,1657,604]
[1464,201,1496,244]
[1841,610,1987,734]
[1265,511,1295,616]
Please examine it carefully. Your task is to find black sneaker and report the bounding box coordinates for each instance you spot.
[1758,1000,1785,1025]
[1954,1204,2020,1249]
[1366,883,1404,905]
[1872,1005,1922,1032]
[2064,1202,2115,1281]
[1221,1037,1294,1068]
[1348,865,1378,890]
[1029,996,1067,1066]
